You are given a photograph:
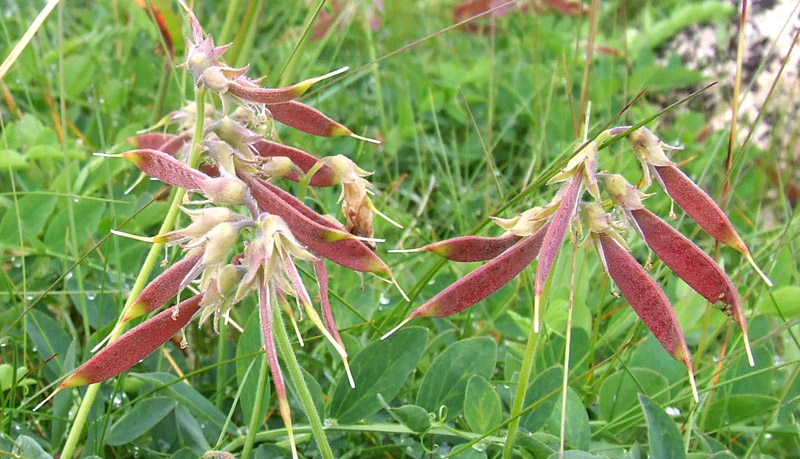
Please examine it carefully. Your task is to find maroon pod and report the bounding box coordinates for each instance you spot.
[266,101,354,138]
[597,233,698,400]
[122,252,204,322]
[60,294,204,388]
[535,171,583,298]
[383,223,549,339]
[252,140,337,187]
[654,164,748,254]
[398,233,522,262]
[241,173,392,276]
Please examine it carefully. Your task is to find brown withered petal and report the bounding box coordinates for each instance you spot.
[597,233,698,401]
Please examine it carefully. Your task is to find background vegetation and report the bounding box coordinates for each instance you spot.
[1,0,798,457]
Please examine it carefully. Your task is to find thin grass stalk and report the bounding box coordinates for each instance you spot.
[151,62,171,124]
[722,0,747,201]
[227,0,265,67]
[501,290,540,459]
[241,352,270,459]
[219,0,244,44]
[272,295,335,459]
[559,235,578,456]
[277,0,326,87]
[60,88,208,459]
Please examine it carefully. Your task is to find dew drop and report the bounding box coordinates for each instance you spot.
[665,406,681,417]
[379,292,390,305]
[87,294,96,301]
[65,272,73,280]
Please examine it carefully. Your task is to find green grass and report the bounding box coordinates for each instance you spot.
[1,1,799,458]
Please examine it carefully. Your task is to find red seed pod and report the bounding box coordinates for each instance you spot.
[266,101,354,138]
[535,171,583,298]
[394,233,522,262]
[241,173,392,276]
[597,233,698,401]
[654,164,748,253]
[122,149,207,191]
[257,282,298,459]
[127,133,176,151]
[227,67,347,105]
[127,133,189,157]
[382,222,549,339]
[252,140,337,187]
[60,294,204,388]
[630,207,754,365]
[259,179,347,232]
[122,252,204,322]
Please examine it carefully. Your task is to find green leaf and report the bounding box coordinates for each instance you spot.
[106,396,177,445]
[392,405,431,433]
[463,375,502,434]
[0,364,12,391]
[130,372,234,437]
[639,394,686,459]
[416,336,496,420]
[598,368,670,421]
[44,198,106,252]
[520,366,562,433]
[13,435,53,459]
[554,387,590,451]
[25,309,71,382]
[175,404,211,453]
[756,286,800,318]
[0,149,27,170]
[546,452,603,459]
[235,311,270,426]
[704,394,778,431]
[0,194,59,246]
[330,327,428,423]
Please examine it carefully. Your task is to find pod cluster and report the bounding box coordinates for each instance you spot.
[61,9,400,458]
[388,126,771,402]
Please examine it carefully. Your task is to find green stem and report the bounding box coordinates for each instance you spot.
[219,0,244,45]
[298,161,324,202]
[60,89,207,459]
[215,320,227,409]
[224,423,506,452]
[151,62,171,124]
[501,306,540,459]
[277,0,326,87]
[241,353,270,459]
[273,301,334,459]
